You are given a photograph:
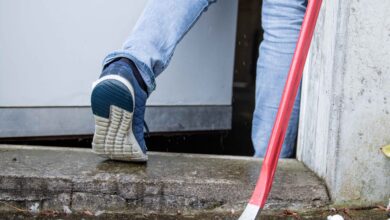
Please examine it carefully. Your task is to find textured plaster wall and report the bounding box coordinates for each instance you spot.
[298,0,390,204]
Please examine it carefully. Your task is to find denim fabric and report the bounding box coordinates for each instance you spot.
[253,0,307,158]
[103,0,307,158]
[103,0,215,94]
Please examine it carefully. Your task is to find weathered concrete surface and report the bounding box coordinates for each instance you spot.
[1,208,389,220]
[0,145,329,219]
[298,0,390,204]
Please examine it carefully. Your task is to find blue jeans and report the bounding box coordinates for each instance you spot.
[103,0,307,158]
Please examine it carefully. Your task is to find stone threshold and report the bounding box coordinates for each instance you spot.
[0,145,330,219]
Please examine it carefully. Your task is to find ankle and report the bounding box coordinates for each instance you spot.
[104,58,148,93]
[119,58,148,93]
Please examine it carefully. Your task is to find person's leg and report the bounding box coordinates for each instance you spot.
[252,0,307,158]
[91,0,215,161]
[103,0,216,94]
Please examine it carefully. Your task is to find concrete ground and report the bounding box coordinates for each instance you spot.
[0,145,388,219]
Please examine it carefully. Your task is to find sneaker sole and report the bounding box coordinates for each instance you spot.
[91,75,148,162]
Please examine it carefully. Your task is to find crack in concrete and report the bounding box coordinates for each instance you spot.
[69,182,74,209]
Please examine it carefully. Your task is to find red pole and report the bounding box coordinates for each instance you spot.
[239,0,323,219]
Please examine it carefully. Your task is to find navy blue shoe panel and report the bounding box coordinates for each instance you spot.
[91,79,134,119]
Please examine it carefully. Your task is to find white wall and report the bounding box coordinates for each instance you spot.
[0,0,237,107]
[298,0,390,204]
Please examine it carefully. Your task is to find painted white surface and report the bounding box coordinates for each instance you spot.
[0,0,237,106]
[298,0,390,204]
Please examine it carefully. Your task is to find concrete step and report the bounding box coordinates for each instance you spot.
[0,145,331,219]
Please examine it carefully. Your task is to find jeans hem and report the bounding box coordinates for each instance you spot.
[102,51,156,95]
